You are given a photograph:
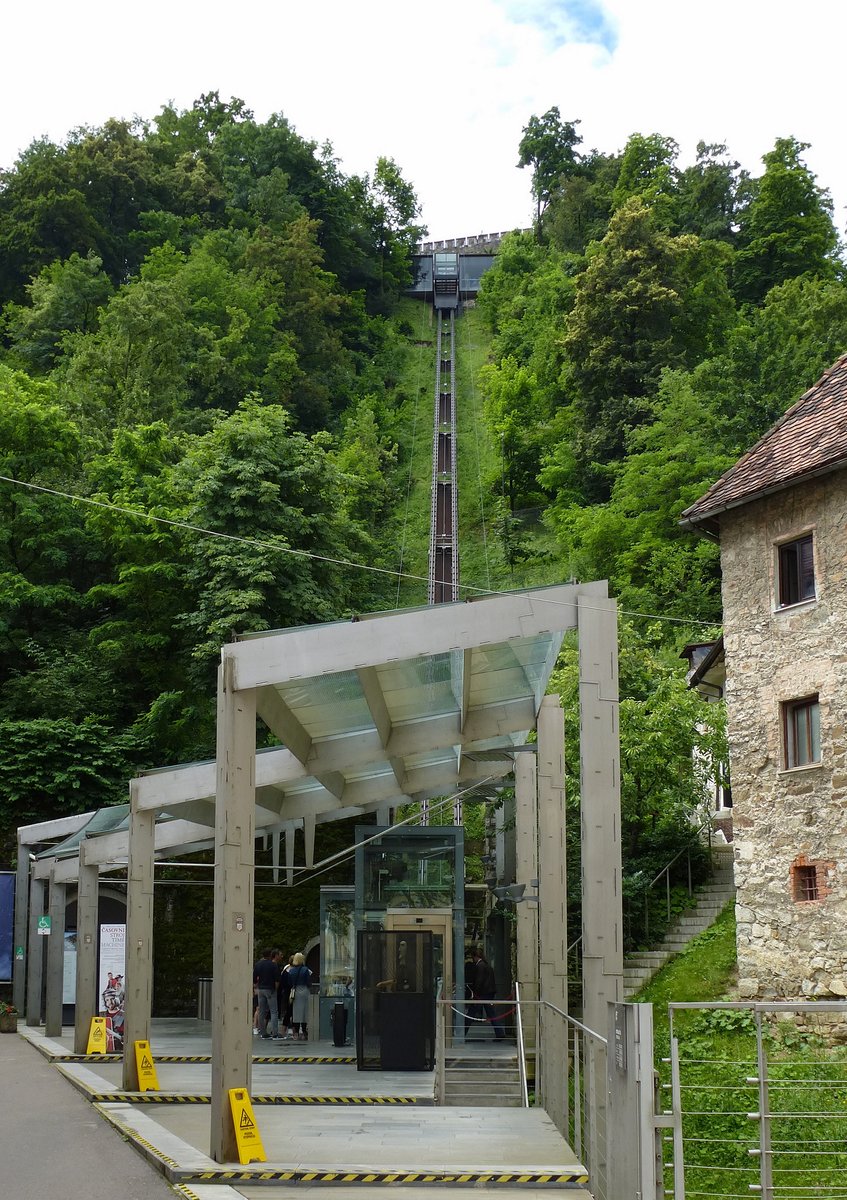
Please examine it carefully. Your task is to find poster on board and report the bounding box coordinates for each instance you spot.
[0,872,14,983]
[99,924,126,1051]
[63,931,77,1004]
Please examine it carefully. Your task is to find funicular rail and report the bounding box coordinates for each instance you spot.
[427,311,459,605]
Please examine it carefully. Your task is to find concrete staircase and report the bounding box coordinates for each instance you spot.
[443,1049,524,1106]
[623,847,736,998]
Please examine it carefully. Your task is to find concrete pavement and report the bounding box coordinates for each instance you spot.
[6,1019,590,1195]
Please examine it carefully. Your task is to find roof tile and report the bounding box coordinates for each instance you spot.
[681,353,847,528]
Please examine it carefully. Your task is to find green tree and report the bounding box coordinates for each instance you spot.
[733,137,838,304]
[175,399,374,676]
[2,251,113,370]
[517,108,583,228]
[0,368,97,695]
[612,133,680,228]
[677,142,747,242]
[542,371,733,623]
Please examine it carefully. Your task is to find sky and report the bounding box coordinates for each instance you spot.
[2,0,846,243]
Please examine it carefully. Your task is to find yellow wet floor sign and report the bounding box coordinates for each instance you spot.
[86,1016,108,1054]
[134,1040,159,1091]
[229,1088,266,1164]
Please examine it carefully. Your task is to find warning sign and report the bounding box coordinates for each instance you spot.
[228,1088,266,1164]
[134,1040,159,1092]
[86,1016,108,1054]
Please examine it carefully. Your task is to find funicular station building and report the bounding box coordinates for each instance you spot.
[14,581,625,1176]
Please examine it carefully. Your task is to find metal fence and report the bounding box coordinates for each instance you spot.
[434,995,609,1200]
[665,1001,847,1199]
[539,1002,609,1200]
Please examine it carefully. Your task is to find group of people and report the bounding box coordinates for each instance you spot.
[253,948,313,1041]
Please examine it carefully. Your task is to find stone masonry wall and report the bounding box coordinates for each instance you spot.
[720,473,847,998]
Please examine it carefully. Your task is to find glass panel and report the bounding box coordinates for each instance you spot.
[787,698,820,767]
[277,672,373,738]
[320,889,356,999]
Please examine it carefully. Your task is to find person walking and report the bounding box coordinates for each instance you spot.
[465,945,505,1040]
[253,947,280,1040]
[288,952,312,1041]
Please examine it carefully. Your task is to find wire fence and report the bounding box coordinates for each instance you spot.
[666,1001,847,1199]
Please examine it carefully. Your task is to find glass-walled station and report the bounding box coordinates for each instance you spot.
[319,824,464,1051]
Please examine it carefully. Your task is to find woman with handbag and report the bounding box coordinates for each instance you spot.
[289,952,312,1041]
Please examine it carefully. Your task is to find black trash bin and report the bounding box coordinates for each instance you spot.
[332,1000,349,1047]
[197,976,213,1022]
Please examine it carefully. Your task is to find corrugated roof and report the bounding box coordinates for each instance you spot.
[680,353,847,530]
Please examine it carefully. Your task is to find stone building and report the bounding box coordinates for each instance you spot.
[681,354,847,999]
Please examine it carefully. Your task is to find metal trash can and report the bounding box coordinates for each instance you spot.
[197,976,213,1022]
[332,1000,349,1047]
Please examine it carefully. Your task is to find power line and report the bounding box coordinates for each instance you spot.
[0,472,719,630]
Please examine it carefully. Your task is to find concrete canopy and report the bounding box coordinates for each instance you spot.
[22,581,605,933]
[128,581,608,836]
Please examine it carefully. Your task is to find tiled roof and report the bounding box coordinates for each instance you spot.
[680,353,847,530]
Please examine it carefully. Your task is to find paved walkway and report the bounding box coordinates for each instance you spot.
[7,1019,590,1196]
[0,1024,179,1200]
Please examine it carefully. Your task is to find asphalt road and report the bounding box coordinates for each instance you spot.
[0,1030,180,1199]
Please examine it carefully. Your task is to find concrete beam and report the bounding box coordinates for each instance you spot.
[227,583,592,690]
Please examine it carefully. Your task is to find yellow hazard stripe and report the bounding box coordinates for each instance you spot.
[92,1091,427,1106]
[184,1167,590,1185]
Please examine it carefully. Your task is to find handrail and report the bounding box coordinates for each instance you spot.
[514,981,529,1107]
[640,813,714,940]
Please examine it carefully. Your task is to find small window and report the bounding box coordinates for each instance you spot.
[783,696,821,768]
[793,864,819,902]
[777,534,815,607]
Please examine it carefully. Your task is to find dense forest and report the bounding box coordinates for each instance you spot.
[1,95,844,962]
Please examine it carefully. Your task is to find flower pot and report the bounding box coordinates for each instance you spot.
[0,1012,18,1032]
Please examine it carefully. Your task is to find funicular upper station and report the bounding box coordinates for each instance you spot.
[12,242,643,1198]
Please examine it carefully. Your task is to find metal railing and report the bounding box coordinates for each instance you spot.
[638,817,714,944]
[665,1001,847,1199]
[514,981,529,1107]
[433,994,608,1200]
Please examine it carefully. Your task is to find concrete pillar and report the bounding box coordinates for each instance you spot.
[210,659,256,1164]
[26,875,46,1026]
[537,694,567,1132]
[13,838,29,1013]
[515,750,539,1046]
[123,789,154,1089]
[578,595,623,1038]
[303,815,316,868]
[74,847,99,1053]
[284,821,296,887]
[44,871,66,1037]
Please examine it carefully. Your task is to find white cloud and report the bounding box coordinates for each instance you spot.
[1,1,845,242]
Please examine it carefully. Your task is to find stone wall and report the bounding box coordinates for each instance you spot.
[720,472,847,998]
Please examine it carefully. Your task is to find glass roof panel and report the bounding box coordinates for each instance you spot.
[376,653,458,723]
[36,803,130,859]
[276,671,373,739]
[469,635,559,707]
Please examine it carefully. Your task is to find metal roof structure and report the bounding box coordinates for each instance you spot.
[28,581,608,883]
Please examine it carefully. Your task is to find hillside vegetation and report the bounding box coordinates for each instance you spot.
[0,99,843,924]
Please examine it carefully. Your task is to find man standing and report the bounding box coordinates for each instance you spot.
[253,947,280,1040]
[465,945,505,1040]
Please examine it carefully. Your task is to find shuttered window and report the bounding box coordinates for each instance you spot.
[778,534,815,607]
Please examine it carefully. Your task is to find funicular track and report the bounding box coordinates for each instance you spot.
[428,311,459,604]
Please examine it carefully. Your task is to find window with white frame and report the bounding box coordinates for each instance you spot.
[777,534,815,607]
[782,696,821,768]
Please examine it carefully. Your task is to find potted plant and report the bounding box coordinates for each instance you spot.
[0,1000,18,1032]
